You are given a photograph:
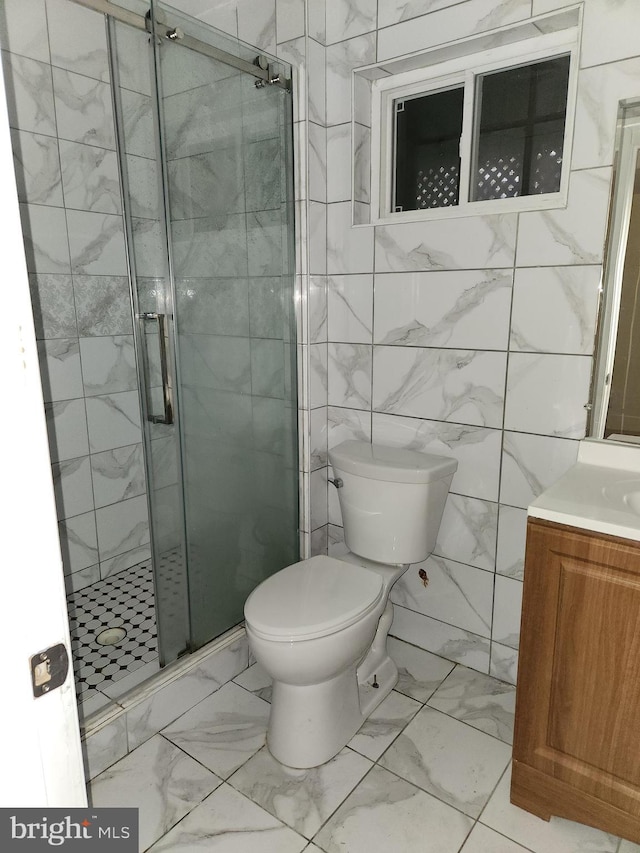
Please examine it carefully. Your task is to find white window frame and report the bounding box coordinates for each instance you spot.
[370,28,580,225]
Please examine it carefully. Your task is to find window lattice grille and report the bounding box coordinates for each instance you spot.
[415,164,460,209]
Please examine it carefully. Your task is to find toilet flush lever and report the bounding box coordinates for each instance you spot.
[328,477,343,489]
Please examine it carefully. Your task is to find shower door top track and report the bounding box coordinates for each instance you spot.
[66,0,291,90]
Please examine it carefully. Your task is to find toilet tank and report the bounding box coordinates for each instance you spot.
[328,441,457,565]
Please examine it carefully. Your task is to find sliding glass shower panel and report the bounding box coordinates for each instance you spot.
[152,3,298,649]
[111,17,190,664]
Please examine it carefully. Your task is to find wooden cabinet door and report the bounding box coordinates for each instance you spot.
[512,519,640,840]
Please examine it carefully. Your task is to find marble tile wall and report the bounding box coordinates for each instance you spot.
[310,0,640,684]
[0,0,152,593]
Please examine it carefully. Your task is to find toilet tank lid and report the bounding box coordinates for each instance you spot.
[328,440,458,484]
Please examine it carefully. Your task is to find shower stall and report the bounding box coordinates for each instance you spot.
[1,0,297,713]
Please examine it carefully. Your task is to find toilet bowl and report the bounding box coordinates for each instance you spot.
[244,440,457,769]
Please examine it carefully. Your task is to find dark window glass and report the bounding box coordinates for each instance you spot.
[393,86,464,211]
[472,55,570,201]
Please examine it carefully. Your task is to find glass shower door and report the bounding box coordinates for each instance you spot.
[151,3,298,649]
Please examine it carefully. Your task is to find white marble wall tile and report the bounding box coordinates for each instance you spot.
[326,33,376,126]
[435,494,498,571]
[146,783,306,853]
[481,766,620,853]
[11,129,62,206]
[276,0,305,43]
[45,398,90,462]
[328,522,345,555]
[228,745,372,839]
[310,466,328,529]
[59,140,120,214]
[100,543,151,580]
[315,763,473,853]
[19,203,70,273]
[309,343,328,407]
[572,57,640,171]
[307,38,326,125]
[308,201,327,275]
[517,168,613,267]
[374,270,512,350]
[52,456,93,520]
[58,510,99,574]
[372,413,501,502]
[391,604,491,673]
[74,275,133,336]
[67,210,127,275]
[579,0,640,69]
[52,67,115,149]
[46,0,109,82]
[375,215,517,272]
[178,0,239,37]
[377,0,530,61]
[387,637,455,702]
[378,0,462,28]
[308,0,327,43]
[489,643,519,686]
[310,406,328,469]
[85,390,142,453]
[238,0,276,53]
[492,576,523,650]
[251,338,284,397]
[308,121,327,203]
[37,338,83,402]
[327,274,372,343]
[311,524,328,555]
[308,275,327,343]
[328,342,372,408]
[127,637,248,749]
[83,715,128,781]
[95,493,149,561]
[496,505,527,581]
[91,443,145,509]
[373,346,507,428]
[328,466,342,525]
[500,432,579,509]
[120,89,154,159]
[79,335,137,397]
[427,665,515,744]
[379,705,511,818]
[327,123,351,203]
[327,405,372,449]
[89,735,221,853]
[29,273,76,339]
[65,563,100,595]
[111,23,152,96]
[510,266,601,355]
[354,122,370,203]
[392,555,494,637]
[0,0,49,62]
[1,52,56,135]
[327,201,374,273]
[504,353,592,439]
[326,0,377,45]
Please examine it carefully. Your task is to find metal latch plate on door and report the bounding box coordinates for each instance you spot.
[30,643,69,698]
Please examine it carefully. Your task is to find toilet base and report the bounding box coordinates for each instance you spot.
[267,650,398,769]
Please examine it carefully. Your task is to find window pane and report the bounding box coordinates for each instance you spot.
[393,87,464,211]
[472,55,570,202]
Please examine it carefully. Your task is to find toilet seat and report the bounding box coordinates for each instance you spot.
[244,555,384,642]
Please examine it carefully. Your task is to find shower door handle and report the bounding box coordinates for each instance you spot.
[139,312,174,425]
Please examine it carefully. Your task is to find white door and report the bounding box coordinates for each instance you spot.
[0,56,87,807]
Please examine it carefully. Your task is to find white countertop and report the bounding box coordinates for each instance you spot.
[528,438,640,541]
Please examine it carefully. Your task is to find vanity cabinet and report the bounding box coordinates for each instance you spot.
[511,518,640,843]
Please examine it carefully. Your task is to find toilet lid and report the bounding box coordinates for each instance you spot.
[244,555,384,641]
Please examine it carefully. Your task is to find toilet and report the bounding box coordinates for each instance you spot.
[243,440,457,768]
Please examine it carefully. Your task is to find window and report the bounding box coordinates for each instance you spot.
[369,24,579,223]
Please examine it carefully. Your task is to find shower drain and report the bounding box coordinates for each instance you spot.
[96,627,127,646]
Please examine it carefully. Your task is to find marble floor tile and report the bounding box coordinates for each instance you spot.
[147,783,307,853]
[313,764,473,853]
[89,734,221,852]
[347,690,421,761]
[461,823,531,852]
[161,681,271,779]
[379,705,511,818]
[387,637,456,702]
[233,661,272,702]
[619,842,640,852]
[480,766,620,853]
[427,665,516,744]
[228,745,372,839]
